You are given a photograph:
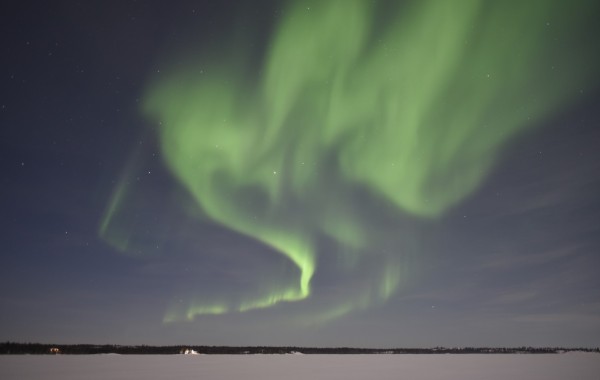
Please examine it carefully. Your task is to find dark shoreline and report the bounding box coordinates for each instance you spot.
[1,342,598,355]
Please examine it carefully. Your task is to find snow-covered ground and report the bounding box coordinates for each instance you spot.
[1,353,598,380]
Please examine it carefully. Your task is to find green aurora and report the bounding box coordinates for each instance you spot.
[100,0,599,323]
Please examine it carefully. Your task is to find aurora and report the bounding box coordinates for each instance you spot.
[100,0,599,323]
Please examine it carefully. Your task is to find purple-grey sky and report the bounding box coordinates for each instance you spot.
[1,0,599,347]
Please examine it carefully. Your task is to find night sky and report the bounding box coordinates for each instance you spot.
[2,0,600,348]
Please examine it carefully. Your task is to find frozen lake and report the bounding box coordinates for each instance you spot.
[1,353,599,380]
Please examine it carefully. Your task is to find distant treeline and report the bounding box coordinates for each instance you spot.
[1,342,599,355]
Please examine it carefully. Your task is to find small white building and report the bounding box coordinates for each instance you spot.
[180,348,199,355]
